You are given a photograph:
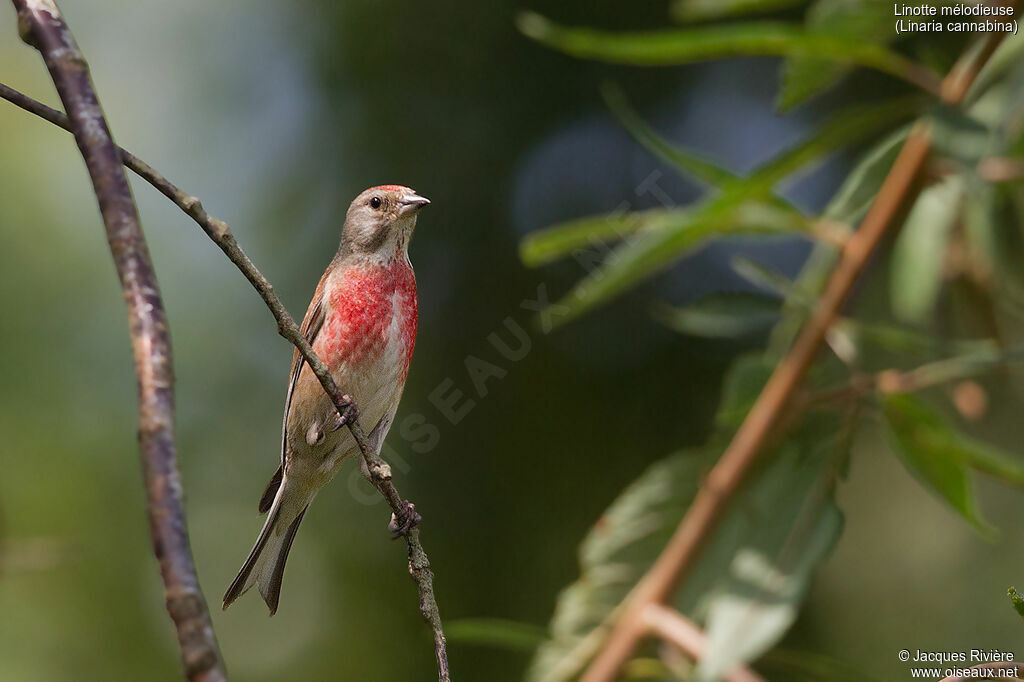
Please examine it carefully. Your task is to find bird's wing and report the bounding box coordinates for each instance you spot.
[280,271,329,466]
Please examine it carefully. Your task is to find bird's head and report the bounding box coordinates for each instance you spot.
[340,185,429,262]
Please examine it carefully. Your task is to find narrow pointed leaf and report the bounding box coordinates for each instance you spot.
[446,618,548,651]
[519,208,691,268]
[653,292,782,338]
[777,0,895,110]
[517,13,936,91]
[528,414,846,682]
[824,126,910,223]
[890,176,963,324]
[697,442,843,680]
[601,83,743,189]
[882,393,994,534]
[672,0,807,22]
[537,101,917,326]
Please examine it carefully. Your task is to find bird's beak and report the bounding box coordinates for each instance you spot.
[399,192,430,215]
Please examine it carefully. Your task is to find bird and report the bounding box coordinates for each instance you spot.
[223,185,429,615]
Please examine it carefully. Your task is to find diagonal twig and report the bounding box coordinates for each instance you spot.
[7,1,226,680]
[579,26,1014,682]
[642,604,765,682]
[1,54,449,682]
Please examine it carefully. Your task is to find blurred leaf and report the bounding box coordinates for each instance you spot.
[530,101,917,325]
[890,176,963,324]
[966,31,1024,104]
[520,198,802,277]
[602,83,742,189]
[517,13,932,88]
[527,448,717,682]
[882,393,994,534]
[958,435,1024,489]
[446,618,547,652]
[672,0,807,22]
[1009,587,1024,622]
[716,353,776,430]
[729,255,959,354]
[778,0,894,110]
[653,292,781,339]
[697,436,843,680]
[823,126,910,224]
[528,419,845,682]
[732,256,805,301]
[520,208,691,268]
[929,105,996,165]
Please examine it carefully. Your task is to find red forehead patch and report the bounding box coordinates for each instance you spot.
[370,184,411,193]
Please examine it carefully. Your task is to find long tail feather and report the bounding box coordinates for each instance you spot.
[223,476,310,615]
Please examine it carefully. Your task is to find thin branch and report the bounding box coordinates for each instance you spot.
[8,1,225,680]
[579,26,1013,682]
[977,156,1024,182]
[641,604,766,682]
[1,64,449,682]
[794,343,1024,408]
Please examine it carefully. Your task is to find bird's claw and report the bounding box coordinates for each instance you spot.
[388,501,421,538]
[330,395,359,431]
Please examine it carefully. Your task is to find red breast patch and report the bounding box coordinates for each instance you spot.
[316,261,418,375]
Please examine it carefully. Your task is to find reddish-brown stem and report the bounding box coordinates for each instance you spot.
[580,26,1011,682]
[642,604,766,682]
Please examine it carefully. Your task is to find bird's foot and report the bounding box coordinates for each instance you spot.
[330,395,359,430]
[388,501,421,538]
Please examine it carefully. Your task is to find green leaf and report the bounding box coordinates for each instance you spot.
[731,256,806,301]
[928,104,997,165]
[956,434,1024,489]
[777,0,895,110]
[882,393,994,534]
[528,448,718,682]
[890,176,964,324]
[823,126,910,224]
[672,0,807,22]
[697,437,843,680]
[716,353,776,430]
[519,208,691,268]
[446,618,548,652]
[519,199,802,274]
[602,83,742,190]
[653,292,782,339]
[534,100,917,326]
[729,255,960,354]
[516,13,933,89]
[528,420,846,682]
[1009,587,1024,622]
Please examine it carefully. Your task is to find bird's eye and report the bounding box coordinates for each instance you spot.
[369,196,383,210]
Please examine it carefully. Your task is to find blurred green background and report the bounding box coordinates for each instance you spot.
[2,1,1023,680]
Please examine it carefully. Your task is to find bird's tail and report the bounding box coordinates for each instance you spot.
[223,475,311,615]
